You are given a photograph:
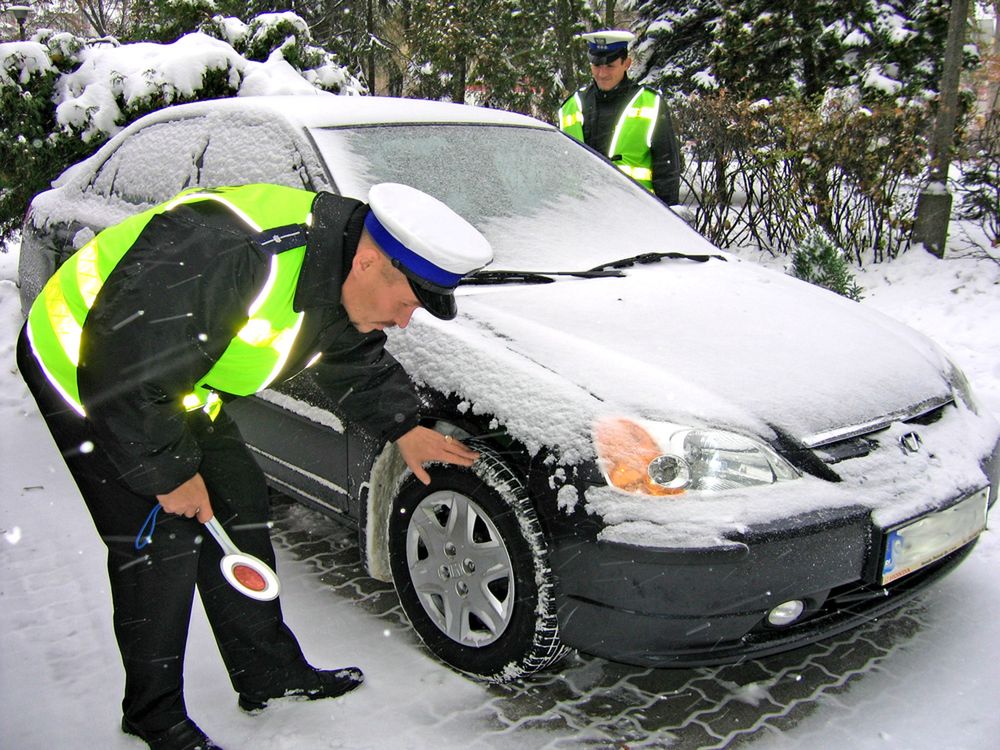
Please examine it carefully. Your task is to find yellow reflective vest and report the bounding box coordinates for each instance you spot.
[559,86,662,191]
[26,184,317,420]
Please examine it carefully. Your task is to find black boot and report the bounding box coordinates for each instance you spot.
[121,717,222,750]
[238,666,364,713]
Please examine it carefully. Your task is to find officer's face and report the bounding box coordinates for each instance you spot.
[591,55,631,91]
[343,243,421,333]
[369,263,421,332]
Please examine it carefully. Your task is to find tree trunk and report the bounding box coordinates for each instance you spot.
[455,54,467,104]
[366,0,376,94]
[988,3,1000,115]
[556,0,580,96]
[913,0,970,258]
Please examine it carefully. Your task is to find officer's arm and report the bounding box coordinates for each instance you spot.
[310,327,423,443]
[312,330,484,481]
[651,100,682,205]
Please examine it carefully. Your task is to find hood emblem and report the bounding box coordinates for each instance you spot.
[900,432,922,454]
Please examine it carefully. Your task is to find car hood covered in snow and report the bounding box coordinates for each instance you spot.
[388,256,956,461]
[388,255,1000,547]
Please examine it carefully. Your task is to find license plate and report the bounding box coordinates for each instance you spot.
[881,487,989,585]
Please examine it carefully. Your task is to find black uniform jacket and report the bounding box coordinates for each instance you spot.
[575,79,681,205]
[77,192,421,496]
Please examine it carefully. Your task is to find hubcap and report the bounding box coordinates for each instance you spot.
[405,490,515,647]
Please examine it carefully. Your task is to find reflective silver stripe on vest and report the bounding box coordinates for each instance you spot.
[163,192,263,232]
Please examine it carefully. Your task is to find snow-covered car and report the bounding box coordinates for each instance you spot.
[18,95,1000,682]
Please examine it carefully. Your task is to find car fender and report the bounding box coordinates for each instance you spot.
[361,438,408,582]
[360,402,537,582]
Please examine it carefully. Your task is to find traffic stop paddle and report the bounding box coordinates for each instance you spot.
[204,516,281,601]
[136,505,281,601]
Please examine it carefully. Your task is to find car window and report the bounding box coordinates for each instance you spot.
[89,118,209,205]
[199,117,316,190]
[310,124,714,270]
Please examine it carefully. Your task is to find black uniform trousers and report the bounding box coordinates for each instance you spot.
[17,328,314,735]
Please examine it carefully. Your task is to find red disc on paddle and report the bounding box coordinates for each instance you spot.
[232,563,268,592]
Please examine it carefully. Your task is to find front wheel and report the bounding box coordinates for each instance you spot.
[388,447,567,682]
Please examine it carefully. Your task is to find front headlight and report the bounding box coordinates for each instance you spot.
[594,417,800,497]
[948,361,982,415]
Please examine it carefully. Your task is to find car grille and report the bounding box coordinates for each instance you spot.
[809,398,953,466]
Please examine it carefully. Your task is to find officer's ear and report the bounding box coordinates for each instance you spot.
[352,237,381,275]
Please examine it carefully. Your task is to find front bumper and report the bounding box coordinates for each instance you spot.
[546,400,1000,667]
[550,500,985,667]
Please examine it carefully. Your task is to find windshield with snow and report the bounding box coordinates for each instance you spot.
[310,124,717,270]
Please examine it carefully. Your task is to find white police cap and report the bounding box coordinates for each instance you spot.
[579,30,636,63]
[365,183,493,320]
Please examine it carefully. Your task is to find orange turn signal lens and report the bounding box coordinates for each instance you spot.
[594,418,685,496]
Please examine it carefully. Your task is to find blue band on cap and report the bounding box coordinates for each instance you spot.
[589,40,629,53]
[364,211,463,288]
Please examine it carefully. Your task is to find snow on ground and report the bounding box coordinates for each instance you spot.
[1,223,999,748]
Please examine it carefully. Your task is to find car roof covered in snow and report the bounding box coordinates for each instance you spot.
[48,94,552,192]
[127,94,548,132]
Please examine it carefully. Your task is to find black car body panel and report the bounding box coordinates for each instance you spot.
[555,541,977,666]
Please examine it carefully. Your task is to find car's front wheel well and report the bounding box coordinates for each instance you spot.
[362,413,529,583]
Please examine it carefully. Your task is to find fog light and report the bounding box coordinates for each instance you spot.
[767,600,805,626]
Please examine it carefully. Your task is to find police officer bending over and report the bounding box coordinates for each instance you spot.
[17,182,492,750]
[559,29,682,205]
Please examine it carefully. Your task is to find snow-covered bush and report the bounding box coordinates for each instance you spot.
[0,31,95,243]
[0,13,361,245]
[200,13,361,96]
[214,12,311,63]
[789,229,864,301]
[633,0,961,107]
[53,33,247,141]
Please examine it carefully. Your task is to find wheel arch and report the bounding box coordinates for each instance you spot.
[360,408,537,584]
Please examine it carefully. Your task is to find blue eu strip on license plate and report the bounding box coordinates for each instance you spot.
[882,487,989,585]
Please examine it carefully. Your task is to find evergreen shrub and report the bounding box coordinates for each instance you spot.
[789,229,864,301]
[0,32,94,242]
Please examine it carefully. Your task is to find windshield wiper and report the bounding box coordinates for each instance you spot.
[462,268,625,285]
[461,251,726,286]
[588,251,727,273]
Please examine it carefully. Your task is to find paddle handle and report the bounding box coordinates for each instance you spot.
[205,517,241,557]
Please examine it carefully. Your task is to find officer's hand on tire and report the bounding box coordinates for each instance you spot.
[395,426,479,485]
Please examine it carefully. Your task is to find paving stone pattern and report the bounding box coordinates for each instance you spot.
[270,497,931,750]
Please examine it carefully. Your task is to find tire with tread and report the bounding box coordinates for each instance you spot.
[388,444,567,682]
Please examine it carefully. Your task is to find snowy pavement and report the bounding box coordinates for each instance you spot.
[2,233,999,749]
[264,498,1000,749]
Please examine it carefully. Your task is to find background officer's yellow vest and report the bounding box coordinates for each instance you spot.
[26,184,316,419]
[559,87,661,191]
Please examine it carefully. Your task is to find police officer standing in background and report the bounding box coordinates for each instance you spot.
[17,182,492,750]
[559,30,681,206]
